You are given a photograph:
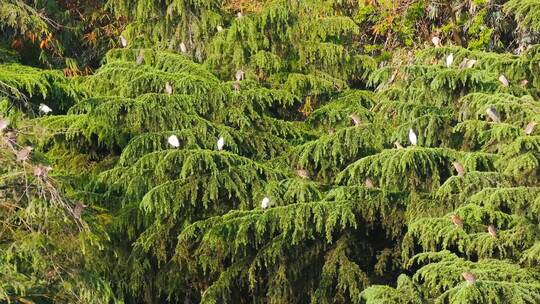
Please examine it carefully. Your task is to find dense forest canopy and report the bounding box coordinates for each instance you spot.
[3,0,540,303]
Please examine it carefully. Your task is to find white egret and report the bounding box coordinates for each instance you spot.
[168,135,180,148]
[217,136,225,150]
[408,129,417,146]
[261,197,270,209]
[39,103,52,114]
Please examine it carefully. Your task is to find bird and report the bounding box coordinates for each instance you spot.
[73,202,87,219]
[409,129,417,146]
[237,12,243,19]
[461,271,476,284]
[216,25,224,32]
[452,161,465,177]
[33,164,52,177]
[180,42,187,54]
[394,141,404,149]
[487,224,497,238]
[446,53,454,67]
[450,214,463,228]
[3,132,16,149]
[520,79,529,87]
[261,197,270,209]
[232,82,241,92]
[217,136,225,151]
[431,36,442,48]
[119,35,128,48]
[235,69,245,82]
[486,106,501,123]
[349,114,361,126]
[136,50,144,65]
[16,146,33,162]
[499,75,509,87]
[296,169,309,179]
[167,135,180,148]
[165,82,173,95]
[39,103,52,114]
[525,121,537,135]
[458,58,469,69]
[0,118,8,131]
[466,59,477,68]
[364,177,374,188]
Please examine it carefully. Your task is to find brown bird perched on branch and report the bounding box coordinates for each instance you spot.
[73,202,87,220]
[296,169,309,179]
[525,121,537,135]
[16,146,33,162]
[450,214,463,228]
[349,114,361,126]
[452,161,465,177]
[33,164,52,177]
[487,224,497,238]
[461,271,476,284]
[486,107,501,123]
[364,177,374,188]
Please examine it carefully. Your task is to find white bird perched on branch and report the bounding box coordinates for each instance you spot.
[431,36,442,48]
[461,271,476,285]
[408,129,417,146]
[498,75,509,87]
[446,53,454,67]
[452,161,465,177]
[237,12,243,19]
[168,135,180,148]
[261,197,270,209]
[119,35,128,48]
[39,103,52,114]
[217,25,224,32]
[165,82,173,95]
[466,59,476,68]
[486,106,501,123]
[525,121,537,135]
[217,136,225,150]
[0,119,8,131]
[180,42,187,54]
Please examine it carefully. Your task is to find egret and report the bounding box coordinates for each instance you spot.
[450,214,463,228]
[431,36,442,48]
[446,53,454,67]
[296,169,309,179]
[0,119,8,131]
[167,135,180,148]
[217,136,225,150]
[349,114,361,126]
[394,141,404,149]
[487,224,497,238]
[408,129,417,146]
[452,161,465,177]
[466,59,476,68]
[364,177,374,188]
[39,103,52,114]
[119,35,128,48]
[525,121,537,135]
[136,50,144,65]
[486,107,501,123]
[461,271,476,284]
[498,75,509,87]
[180,42,187,54]
[237,12,243,19]
[261,197,270,209]
[235,70,245,82]
[165,82,173,95]
[458,58,469,69]
[16,146,33,162]
[217,25,224,32]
